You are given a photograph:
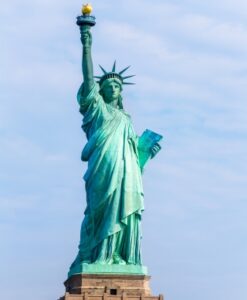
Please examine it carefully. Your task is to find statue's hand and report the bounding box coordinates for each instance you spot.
[80,26,92,48]
[150,143,161,158]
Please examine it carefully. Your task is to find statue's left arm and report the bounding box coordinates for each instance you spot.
[136,132,162,172]
[150,143,162,158]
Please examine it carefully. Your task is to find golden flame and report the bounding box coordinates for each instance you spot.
[82,3,93,15]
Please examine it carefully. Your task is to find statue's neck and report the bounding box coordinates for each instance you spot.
[106,99,119,108]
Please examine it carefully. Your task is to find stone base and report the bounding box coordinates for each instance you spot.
[58,274,164,300]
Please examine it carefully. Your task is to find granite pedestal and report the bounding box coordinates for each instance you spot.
[59,274,163,300]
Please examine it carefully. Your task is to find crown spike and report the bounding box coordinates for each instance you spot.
[94,76,102,79]
[112,60,117,72]
[99,65,107,74]
[123,82,135,85]
[122,75,135,80]
[119,65,131,75]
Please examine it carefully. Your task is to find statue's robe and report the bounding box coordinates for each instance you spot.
[73,83,144,265]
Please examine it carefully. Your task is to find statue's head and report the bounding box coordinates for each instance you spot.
[100,78,123,108]
[96,61,135,109]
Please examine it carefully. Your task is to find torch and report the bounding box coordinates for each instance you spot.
[76,3,96,27]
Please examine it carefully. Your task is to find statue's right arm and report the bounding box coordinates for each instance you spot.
[80,26,94,97]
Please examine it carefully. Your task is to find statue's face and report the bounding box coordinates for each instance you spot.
[102,79,122,104]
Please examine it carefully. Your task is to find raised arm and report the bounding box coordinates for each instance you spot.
[80,25,94,96]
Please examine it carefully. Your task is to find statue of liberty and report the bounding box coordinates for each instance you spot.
[68,5,162,277]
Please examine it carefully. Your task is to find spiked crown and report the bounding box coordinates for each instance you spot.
[94,61,135,87]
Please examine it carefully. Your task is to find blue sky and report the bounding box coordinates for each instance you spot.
[1,0,247,299]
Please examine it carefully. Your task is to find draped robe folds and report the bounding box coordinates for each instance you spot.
[72,83,144,266]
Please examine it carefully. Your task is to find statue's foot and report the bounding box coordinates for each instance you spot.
[93,257,113,265]
[93,254,126,265]
[113,254,126,265]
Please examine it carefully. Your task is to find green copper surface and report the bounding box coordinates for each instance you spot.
[68,263,148,277]
[69,14,162,278]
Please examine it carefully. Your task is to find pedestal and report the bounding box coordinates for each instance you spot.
[58,274,164,300]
